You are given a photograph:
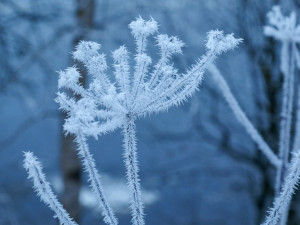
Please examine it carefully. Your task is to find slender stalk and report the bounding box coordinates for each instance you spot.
[276,42,296,195]
[262,151,300,225]
[75,132,118,225]
[279,54,299,225]
[122,114,144,225]
[208,64,280,168]
[279,202,290,225]
[292,87,300,153]
[23,152,78,225]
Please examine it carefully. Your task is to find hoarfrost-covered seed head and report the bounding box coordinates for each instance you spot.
[63,98,100,138]
[55,92,76,113]
[135,53,152,66]
[73,41,101,63]
[58,67,81,89]
[264,6,300,42]
[129,16,158,38]
[157,34,185,56]
[206,30,243,54]
[86,55,108,76]
[267,6,284,27]
[113,45,129,63]
[75,98,97,122]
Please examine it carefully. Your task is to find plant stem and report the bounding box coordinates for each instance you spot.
[276,42,296,195]
[24,152,78,225]
[208,64,280,168]
[75,132,118,225]
[262,152,300,225]
[123,114,144,225]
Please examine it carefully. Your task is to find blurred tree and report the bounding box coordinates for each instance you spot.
[60,0,95,222]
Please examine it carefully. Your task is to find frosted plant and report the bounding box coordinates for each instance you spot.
[264,6,300,194]
[24,17,241,225]
[23,152,78,225]
[208,63,296,225]
[263,6,300,225]
[208,6,300,225]
[262,151,300,225]
[207,64,280,167]
[56,17,240,225]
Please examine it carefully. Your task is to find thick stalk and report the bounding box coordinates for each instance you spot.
[123,114,144,225]
[276,42,296,195]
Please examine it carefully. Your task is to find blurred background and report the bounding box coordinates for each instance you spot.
[1,0,300,224]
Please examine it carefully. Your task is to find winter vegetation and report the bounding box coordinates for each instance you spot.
[262,6,300,225]
[23,152,78,225]
[24,17,241,225]
[262,152,300,225]
[2,1,300,225]
[208,6,300,225]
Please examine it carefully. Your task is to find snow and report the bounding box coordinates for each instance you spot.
[51,174,158,214]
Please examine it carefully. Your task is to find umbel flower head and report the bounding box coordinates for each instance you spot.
[264,6,300,42]
[56,16,242,138]
[25,16,241,225]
